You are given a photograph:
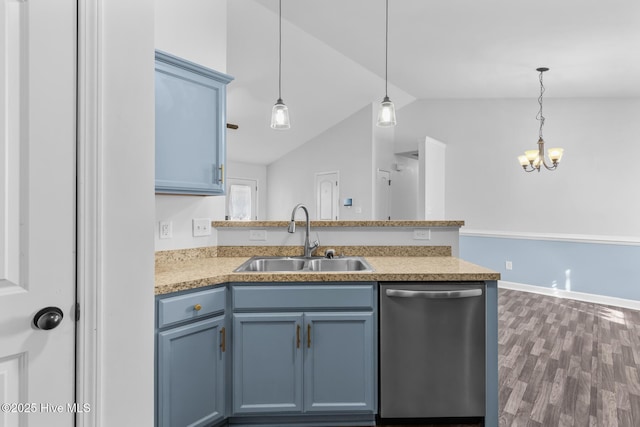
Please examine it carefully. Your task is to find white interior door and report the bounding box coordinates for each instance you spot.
[315,171,339,220]
[0,0,77,425]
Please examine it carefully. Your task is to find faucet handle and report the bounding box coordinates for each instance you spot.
[324,249,335,259]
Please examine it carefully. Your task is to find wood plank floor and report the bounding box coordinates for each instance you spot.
[376,288,640,427]
[497,288,640,427]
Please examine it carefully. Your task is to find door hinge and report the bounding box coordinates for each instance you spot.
[75,302,80,321]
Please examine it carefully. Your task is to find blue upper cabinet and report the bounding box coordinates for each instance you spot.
[155,50,233,195]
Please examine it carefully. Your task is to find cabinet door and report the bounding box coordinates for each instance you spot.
[303,312,375,413]
[158,316,226,427]
[233,313,304,414]
[155,51,233,195]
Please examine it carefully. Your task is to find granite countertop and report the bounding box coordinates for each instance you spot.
[155,255,500,296]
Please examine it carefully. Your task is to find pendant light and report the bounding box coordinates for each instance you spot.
[270,0,290,130]
[518,67,564,172]
[376,0,396,127]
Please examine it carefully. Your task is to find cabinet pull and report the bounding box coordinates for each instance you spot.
[296,324,301,348]
[220,327,226,352]
[194,304,202,311]
[307,324,311,348]
[218,164,224,184]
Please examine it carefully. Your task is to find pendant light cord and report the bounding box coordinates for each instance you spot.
[278,0,283,100]
[537,70,545,139]
[384,0,389,98]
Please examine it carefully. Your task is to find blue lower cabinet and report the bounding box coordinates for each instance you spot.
[158,316,226,427]
[232,313,304,414]
[232,311,375,416]
[304,313,374,413]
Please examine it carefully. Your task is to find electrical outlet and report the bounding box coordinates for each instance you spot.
[159,221,172,239]
[505,261,513,270]
[193,218,211,237]
[249,229,267,241]
[413,229,431,240]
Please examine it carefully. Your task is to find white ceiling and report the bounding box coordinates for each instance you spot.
[226,0,640,165]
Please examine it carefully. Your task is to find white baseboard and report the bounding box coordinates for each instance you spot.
[499,280,640,312]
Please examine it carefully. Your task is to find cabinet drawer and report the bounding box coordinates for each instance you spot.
[232,284,375,311]
[158,287,226,328]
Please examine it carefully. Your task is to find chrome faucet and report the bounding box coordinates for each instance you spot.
[288,203,319,258]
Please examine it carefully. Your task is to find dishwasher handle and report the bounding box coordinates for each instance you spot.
[385,288,482,299]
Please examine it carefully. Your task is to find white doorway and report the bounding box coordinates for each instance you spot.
[315,171,339,220]
[0,0,77,425]
[375,169,391,220]
[227,177,258,220]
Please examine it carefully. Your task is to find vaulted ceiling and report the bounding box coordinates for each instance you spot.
[226,0,640,165]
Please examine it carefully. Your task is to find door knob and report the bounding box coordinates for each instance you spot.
[33,307,64,330]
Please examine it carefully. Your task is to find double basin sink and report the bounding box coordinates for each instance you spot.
[234,256,374,273]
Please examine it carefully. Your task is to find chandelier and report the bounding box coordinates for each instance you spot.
[518,67,564,172]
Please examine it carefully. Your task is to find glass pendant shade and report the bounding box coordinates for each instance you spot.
[524,150,539,162]
[518,155,529,166]
[270,98,290,130]
[548,147,564,163]
[377,96,396,127]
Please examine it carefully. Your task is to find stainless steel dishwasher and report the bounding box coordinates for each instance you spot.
[379,282,485,420]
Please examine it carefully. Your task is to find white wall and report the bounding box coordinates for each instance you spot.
[267,105,374,220]
[227,160,268,220]
[395,98,640,238]
[155,0,227,72]
[154,0,228,250]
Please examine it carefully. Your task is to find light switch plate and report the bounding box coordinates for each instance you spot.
[193,218,211,237]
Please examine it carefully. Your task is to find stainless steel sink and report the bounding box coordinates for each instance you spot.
[234,257,306,272]
[307,258,372,272]
[233,256,373,273]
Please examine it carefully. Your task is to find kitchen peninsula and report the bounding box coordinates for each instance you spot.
[154,220,500,427]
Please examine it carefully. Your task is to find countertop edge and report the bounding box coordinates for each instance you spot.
[155,256,500,296]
